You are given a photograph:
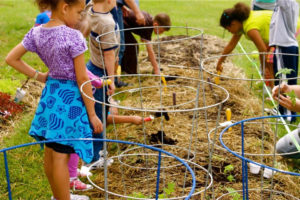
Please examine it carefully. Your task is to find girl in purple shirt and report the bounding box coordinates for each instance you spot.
[5,0,102,199]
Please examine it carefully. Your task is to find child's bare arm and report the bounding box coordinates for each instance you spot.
[216,34,242,72]
[142,40,160,75]
[107,115,143,125]
[103,49,116,95]
[74,53,103,134]
[5,43,48,83]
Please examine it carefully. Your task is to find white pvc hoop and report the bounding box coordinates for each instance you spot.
[96,26,204,46]
[201,52,300,82]
[112,84,198,110]
[117,144,196,170]
[86,159,213,200]
[81,74,230,113]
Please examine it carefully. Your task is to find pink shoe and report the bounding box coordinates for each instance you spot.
[70,178,93,191]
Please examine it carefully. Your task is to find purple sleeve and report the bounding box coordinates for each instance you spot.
[22,28,37,52]
[69,30,88,58]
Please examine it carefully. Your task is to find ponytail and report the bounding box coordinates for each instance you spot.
[220,2,250,28]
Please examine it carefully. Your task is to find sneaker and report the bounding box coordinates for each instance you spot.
[84,150,114,170]
[89,157,114,170]
[115,80,129,88]
[70,194,90,200]
[70,178,93,191]
[264,108,278,116]
[77,167,92,177]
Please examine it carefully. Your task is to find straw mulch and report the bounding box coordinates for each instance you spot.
[83,35,300,199]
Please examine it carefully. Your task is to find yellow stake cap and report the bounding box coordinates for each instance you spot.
[161,74,168,92]
[117,65,121,76]
[214,70,221,85]
[104,79,112,86]
[226,108,232,131]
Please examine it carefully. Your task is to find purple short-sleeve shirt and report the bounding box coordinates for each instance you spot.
[22,25,87,81]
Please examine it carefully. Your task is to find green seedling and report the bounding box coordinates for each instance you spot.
[159,182,175,199]
[224,164,235,182]
[275,68,294,77]
[226,187,241,200]
[129,182,175,199]
[128,192,151,200]
[285,90,297,106]
[224,164,234,174]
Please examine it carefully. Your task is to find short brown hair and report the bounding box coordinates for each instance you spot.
[154,13,171,31]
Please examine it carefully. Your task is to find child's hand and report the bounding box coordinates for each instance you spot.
[154,68,160,75]
[39,71,49,83]
[216,64,223,72]
[131,116,143,125]
[274,94,300,112]
[90,115,103,134]
[122,6,130,17]
[272,82,289,99]
[108,81,115,96]
[135,12,145,25]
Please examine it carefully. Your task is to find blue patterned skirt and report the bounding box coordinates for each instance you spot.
[29,77,93,163]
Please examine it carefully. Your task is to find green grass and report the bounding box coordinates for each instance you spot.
[1,0,300,198]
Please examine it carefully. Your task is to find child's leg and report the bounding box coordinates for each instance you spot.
[44,146,54,192]
[44,146,70,200]
[68,153,79,180]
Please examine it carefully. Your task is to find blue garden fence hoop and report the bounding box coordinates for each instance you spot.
[1,138,196,200]
[219,115,300,200]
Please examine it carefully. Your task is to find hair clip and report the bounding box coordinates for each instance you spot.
[223,13,229,19]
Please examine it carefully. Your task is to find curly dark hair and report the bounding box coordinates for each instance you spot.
[220,2,250,28]
[36,0,81,11]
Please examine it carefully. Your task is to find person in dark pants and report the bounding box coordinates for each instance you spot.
[251,0,276,11]
[122,9,171,74]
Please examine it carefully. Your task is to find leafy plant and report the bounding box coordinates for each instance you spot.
[224,164,235,182]
[285,90,297,106]
[224,164,234,174]
[128,192,151,200]
[226,187,241,200]
[275,68,294,77]
[159,182,175,199]
[128,182,175,200]
[226,175,235,182]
